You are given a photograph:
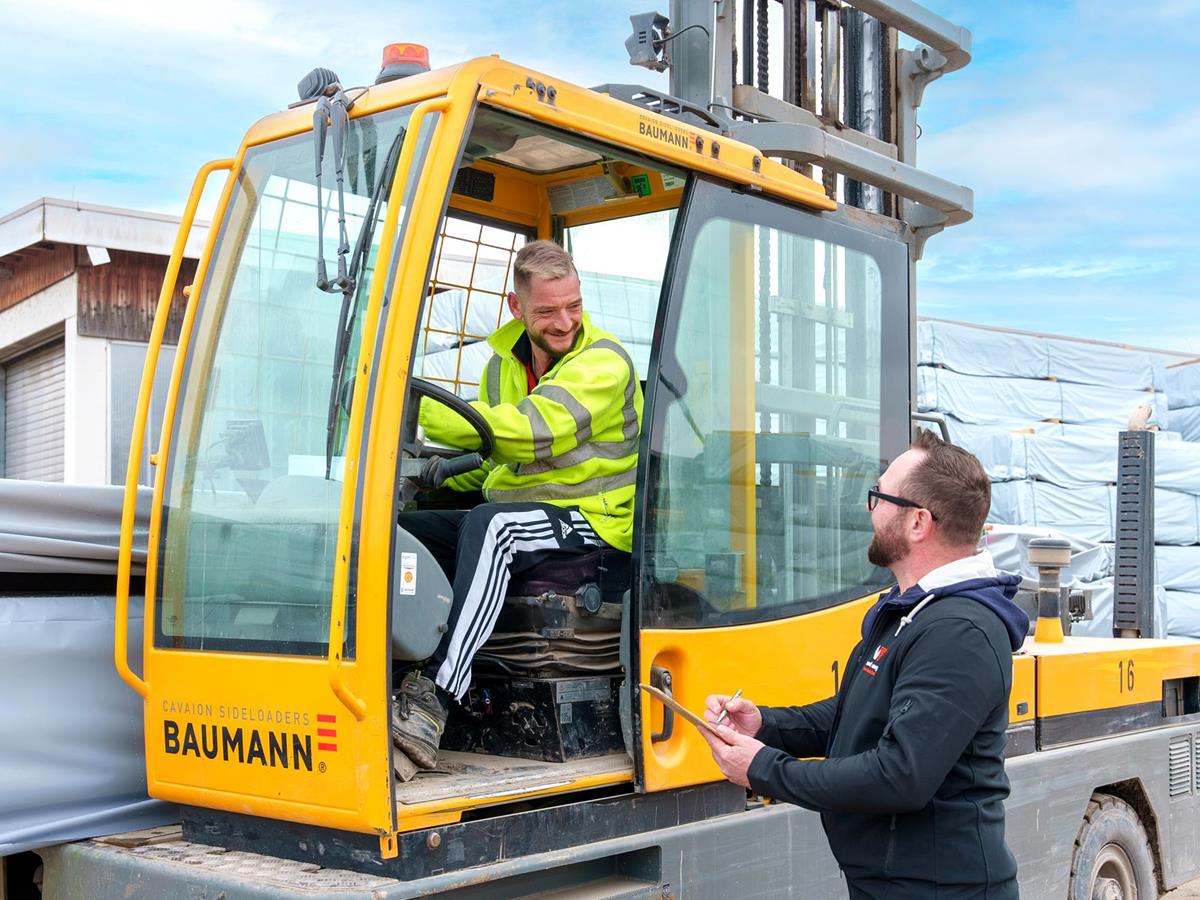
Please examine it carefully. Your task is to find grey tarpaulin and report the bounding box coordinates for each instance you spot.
[917,319,1200,640]
[918,318,1169,390]
[973,430,1200,491]
[917,366,1170,430]
[1165,590,1200,639]
[1167,362,1200,409]
[988,481,1200,546]
[1171,405,1200,443]
[0,478,150,575]
[941,416,1148,451]
[983,524,1114,584]
[0,479,176,856]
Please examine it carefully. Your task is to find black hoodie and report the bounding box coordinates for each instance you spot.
[746,561,1029,900]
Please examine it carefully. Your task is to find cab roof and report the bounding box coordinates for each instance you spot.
[241,56,835,213]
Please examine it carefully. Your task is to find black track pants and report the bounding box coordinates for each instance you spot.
[397,502,601,699]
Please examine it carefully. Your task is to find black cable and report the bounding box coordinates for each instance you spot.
[653,22,710,47]
[324,126,407,477]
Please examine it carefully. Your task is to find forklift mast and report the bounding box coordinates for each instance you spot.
[630,0,974,254]
[623,0,974,434]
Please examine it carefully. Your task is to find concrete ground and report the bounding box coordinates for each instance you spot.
[1172,879,1200,898]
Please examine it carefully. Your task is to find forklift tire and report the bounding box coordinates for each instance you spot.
[1068,793,1158,900]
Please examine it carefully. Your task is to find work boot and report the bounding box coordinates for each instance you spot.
[389,704,421,783]
[392,671,447,770]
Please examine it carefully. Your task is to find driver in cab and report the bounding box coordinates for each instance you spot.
[393,240,643,778]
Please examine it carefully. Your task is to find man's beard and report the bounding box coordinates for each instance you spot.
[867,518,909,569]
[529,326,578,361]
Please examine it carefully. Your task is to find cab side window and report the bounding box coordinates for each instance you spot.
[413,208,676,400]
[565,210,675,378]
[411,107,688,403]
[413,215,529,399]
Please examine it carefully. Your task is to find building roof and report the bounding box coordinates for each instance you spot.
[0,198,209,261]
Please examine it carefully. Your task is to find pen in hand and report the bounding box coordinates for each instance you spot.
[714,688,744,726]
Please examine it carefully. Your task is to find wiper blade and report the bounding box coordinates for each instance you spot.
[323,126,408,479]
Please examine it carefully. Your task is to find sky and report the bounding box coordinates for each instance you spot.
[2,0,1198,351]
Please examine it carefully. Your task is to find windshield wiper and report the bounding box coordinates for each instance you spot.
[323,126,408,479]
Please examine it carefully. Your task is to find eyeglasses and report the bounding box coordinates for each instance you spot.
[867,484,938,520]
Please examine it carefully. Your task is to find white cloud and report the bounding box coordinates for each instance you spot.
[924,255,1177,285]
[923,99,1200,197]
[0,1,663,214]
[909,2,1199,354]
[10,0,317,53]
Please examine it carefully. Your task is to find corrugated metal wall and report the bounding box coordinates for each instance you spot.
[3,341,66,481]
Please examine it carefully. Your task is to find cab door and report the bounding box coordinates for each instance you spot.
[136,96,459,838]
[634,178,910,791]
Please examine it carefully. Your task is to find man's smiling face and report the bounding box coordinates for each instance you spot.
[510,273,583,361]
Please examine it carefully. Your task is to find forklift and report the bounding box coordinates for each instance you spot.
[38,2,1200,897]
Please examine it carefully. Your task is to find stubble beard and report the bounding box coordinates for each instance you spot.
[867,518,909,569]
[529,326,578,362]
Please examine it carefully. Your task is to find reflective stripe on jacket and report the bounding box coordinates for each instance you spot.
[419,313,643,551]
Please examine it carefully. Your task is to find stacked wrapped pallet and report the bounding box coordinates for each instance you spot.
[918,319,1200,638]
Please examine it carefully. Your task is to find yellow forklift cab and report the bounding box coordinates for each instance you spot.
[115,48,909,853]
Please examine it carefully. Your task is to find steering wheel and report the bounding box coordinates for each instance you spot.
[400,377,496,493]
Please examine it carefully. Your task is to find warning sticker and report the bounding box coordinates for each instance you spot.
[399,552,417,596]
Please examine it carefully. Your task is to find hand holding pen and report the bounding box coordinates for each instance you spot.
[714,689,743,725]
[704,690,762,737]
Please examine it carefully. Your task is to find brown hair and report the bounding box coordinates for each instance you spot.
[512,240,577,295]
[902,429,991,546]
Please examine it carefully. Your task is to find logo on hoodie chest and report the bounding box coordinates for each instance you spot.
[862,643,889,677]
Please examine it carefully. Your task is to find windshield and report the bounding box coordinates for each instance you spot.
[156,105,414,655]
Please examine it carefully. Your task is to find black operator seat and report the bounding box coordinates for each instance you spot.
[497,545,632,640]
[506,546,632,604]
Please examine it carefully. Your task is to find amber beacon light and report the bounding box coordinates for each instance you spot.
[376,43,432,84]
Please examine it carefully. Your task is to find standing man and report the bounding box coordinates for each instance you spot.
[701,430,1029,899]
[392,240,642,777]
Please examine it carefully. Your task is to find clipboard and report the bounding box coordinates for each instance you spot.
[639,683,719,734]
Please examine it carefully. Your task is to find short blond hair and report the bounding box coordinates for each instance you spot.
[512,240,577,296]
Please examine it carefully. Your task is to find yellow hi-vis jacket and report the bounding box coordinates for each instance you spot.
[419,313,643,552]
